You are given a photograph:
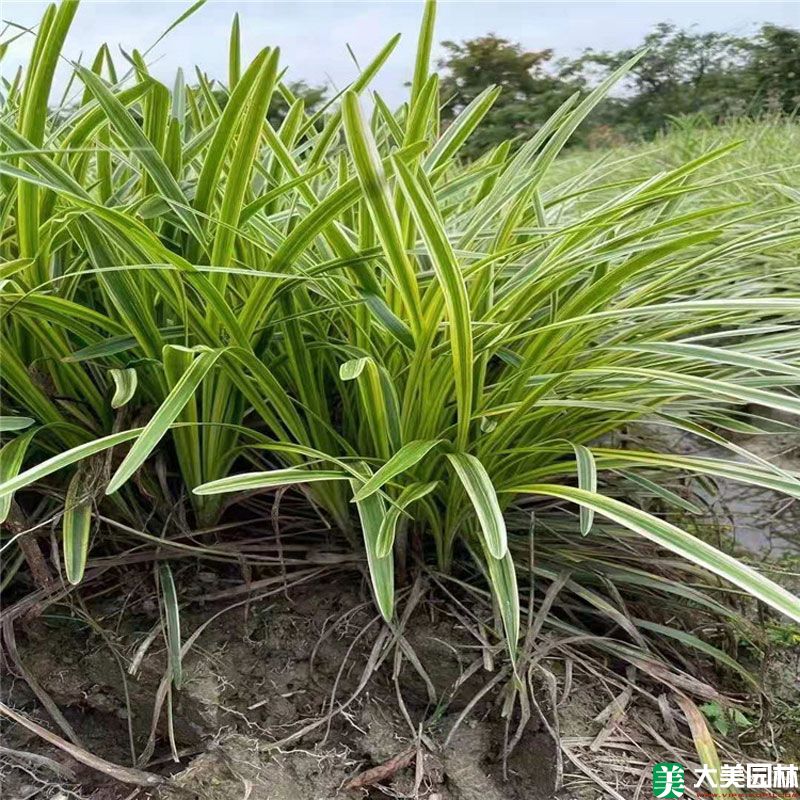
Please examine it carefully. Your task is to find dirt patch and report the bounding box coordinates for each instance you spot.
[1,572,562,799]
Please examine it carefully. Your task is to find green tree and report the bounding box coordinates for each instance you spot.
[437,34,578,157]
[434,22,800,155]
[268,79,327,129]
[577,23,748,136]
[742,25,800,114]
[574,22,800,137]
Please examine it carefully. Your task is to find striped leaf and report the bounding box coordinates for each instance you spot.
[521,484,800,624]
[194,468,349,496]
[675,696,723,800]
[342,91,422,333]
[393,156,474,448]
[0,429,37,522]
[109,368,138,409]
[159,564,183,689]
[0,417,35,432]
[0,429,143,499]
[482,547,520,657]
[63,469,93,585]
[106,348,223,494]
[350,468,395,622]
[447,452,507,559]
[353,440,441,502]
[571,444,597,536]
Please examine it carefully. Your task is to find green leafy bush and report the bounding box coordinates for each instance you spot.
[1,0,799,666]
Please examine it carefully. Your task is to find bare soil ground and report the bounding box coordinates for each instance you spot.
[1,575,578,800]
[3,554,799,800]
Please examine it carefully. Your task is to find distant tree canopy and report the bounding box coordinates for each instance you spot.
[743,24,800,113]
[434,23,800,155]
[575,23,749,136]
[437,35,578,158]
[268,80,327,129]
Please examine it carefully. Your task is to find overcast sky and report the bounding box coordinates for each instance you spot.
[3,1,799,106]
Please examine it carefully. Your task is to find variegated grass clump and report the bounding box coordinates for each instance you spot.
[1,0,799,676]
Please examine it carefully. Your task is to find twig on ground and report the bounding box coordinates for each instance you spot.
[0,702,163,787]
[0,745,76,780]
[344,746,416,791]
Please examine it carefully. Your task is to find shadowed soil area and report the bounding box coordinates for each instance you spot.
[2,575,569,800]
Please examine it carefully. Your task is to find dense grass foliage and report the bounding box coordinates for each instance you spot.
[1,0,800,674]
[551,114,800,216]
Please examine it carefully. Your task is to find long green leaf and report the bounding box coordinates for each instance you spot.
[106,348,223,494]
[619,341,800,378]
[0,429,37,522]
[159,564,183,688]
[409,0,436,107]
[520,484,800,624]
[210,48,280,271]
[194,468,349,495]
[350,470,394,622]
[447,452,507,559]
[0,429,142,499]
[482,546,519,657]
[0,416,35,432]
[63,469,92,585]
[353,439,441,501]
[342,91,422,333]
[17,0,79,283]
[572,444,596,536]
[393,156,474,448]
